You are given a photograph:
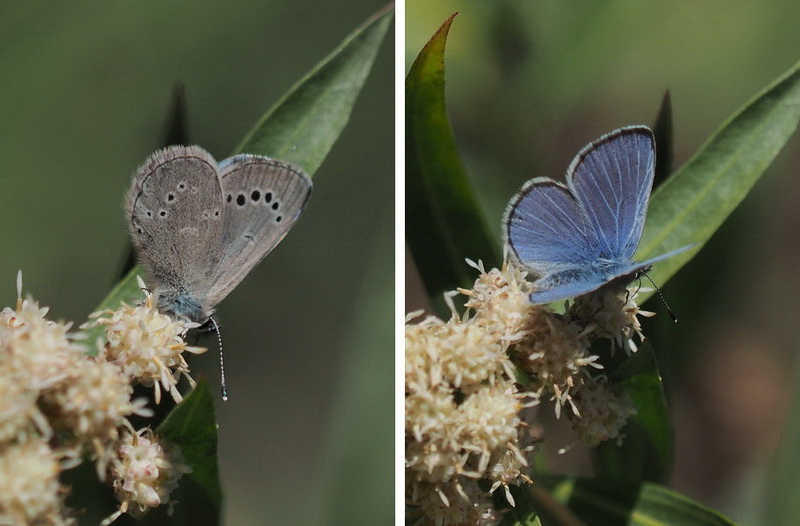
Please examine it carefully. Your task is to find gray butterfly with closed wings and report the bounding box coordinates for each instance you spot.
[126,145,312,323]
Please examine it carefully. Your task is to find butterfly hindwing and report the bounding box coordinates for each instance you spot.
[127,146,224,298]
[205,154,312,308]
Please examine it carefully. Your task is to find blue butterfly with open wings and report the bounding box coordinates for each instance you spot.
[503,125,692,305]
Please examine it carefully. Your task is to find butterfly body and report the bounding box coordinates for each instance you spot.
[504,126,691,305]
[127,145,312,322]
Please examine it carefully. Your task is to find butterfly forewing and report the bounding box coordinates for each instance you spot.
[205,155,312,307]
[127,146,225,296]
[567,126,655,261]
[504,178,597,277]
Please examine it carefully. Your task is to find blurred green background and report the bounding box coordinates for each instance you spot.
[0,2,392,525]
[407,1,800,523]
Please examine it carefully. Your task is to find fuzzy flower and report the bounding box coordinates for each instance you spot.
[102,428,191,525]
[514,312,601,418]
[459,259,538,344]
[406,256,656,525]
[84,277,206,404]
[40,356,151,462]
[408,478,497,526]
[0,436,75,526]
[568,375,638,447]
[568,287,655,353]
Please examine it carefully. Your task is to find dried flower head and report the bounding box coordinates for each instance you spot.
[0,436,75,526]
[102,428,191,525]
[85,277,206,404]
[568,375,637,447]
[40,356,151,454]
[568,286,655,353]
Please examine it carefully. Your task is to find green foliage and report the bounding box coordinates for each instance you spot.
[638,60,800,297]
[406,13,501,309]
[499,477,741,525]
[593,345,673,484]
[154,380,222,524]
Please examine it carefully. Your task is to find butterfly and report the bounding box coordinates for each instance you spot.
[503,125,691,305]
[127,145,312,323]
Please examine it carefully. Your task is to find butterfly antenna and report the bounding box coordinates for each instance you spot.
[642,272,678,322]
[208,316,228,401]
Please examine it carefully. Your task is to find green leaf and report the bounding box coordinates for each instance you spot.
[539,477,740,526]
[234,4,394,174]
[154,380,222,525]
[637,60,800,296]
[406,13,501,308]
[593,344,673,484]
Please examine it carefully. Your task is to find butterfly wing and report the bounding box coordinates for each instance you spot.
[126,146,224,300]
[567,126,655,261]
[504,178,597,275]
[205,154,312,308]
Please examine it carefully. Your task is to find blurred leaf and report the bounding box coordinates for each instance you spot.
[152,380,221,525]
[762,359,800,525]
[162,83,190,147]
[118,84,189,282]
[539,477,739,526]
[593,344,673,484]
[406,13,501,308]
[234,4,394,174]
[309,224,393,525]
[652,90,673,189]
[638,60,800,298]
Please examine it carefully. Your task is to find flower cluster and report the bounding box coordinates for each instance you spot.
[86,277,206,404]
[0,273,200,525]
[406,260,645,525]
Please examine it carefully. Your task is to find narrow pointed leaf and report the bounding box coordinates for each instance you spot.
[652,90,673,189]
[540,477,739,526]
[235,4,394,174]
[637,60,800,297]
[406,14,501,307]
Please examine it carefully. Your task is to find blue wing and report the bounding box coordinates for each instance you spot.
[567,126,655,261]
[503,178,597,277]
